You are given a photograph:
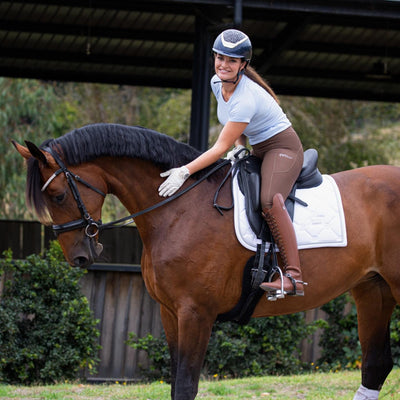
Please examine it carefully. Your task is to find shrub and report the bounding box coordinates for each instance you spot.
[318,293,400,371]
[127,312,319,381]
[0,241,100,384]
[128,294,400,382]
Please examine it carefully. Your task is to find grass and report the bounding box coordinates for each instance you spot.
[0,369,399,399]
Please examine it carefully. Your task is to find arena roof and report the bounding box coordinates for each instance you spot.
[2,0,400,101]
[2,1,400,148]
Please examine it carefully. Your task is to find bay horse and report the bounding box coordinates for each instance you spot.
[13,123,400,400]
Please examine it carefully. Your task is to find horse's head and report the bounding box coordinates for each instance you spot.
[13,140,107,268]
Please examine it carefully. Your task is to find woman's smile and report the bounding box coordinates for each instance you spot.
[215,54,243,81]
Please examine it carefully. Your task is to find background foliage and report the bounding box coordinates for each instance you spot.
[127,313,320,382]
[0,241,100,384]
[129,300,400,382]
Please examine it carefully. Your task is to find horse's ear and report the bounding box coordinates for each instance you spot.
[25,141,48,165]
[12,140,33,160]
[12,140,48,165]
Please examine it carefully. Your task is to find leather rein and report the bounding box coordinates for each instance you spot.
[41,146,233,238]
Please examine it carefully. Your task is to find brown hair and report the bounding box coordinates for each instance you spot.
[244,65,280,104]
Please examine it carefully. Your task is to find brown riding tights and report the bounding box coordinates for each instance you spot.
[252,127,303,210]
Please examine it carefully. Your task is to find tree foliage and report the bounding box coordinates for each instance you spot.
[0,78,75,219]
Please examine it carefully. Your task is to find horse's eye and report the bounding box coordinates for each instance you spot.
[54,193,66,204]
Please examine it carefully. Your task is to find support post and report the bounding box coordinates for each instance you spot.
[234,0,243,27]
[189,16,211,152]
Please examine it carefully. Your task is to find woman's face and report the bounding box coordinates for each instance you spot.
[214,53,245,82]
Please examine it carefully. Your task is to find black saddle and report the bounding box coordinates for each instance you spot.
[236,148,323,240]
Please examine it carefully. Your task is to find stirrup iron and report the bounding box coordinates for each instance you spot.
[265,267,286,301]
[265,269,308,301]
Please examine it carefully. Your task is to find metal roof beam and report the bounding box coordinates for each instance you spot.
[293,41,400,59]
[243,0,400,20]
[0,66,192,88]
[274,84,399,102]
[266,66,399,84]
[0,47,192,69]
[256,17,311,74]
[0,20,195,43]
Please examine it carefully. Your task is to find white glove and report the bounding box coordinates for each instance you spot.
[226,145,247,161]
[158,166,190,197]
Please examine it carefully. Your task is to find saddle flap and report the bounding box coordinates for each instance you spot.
[236,148,323,240]
[237,156,264,238]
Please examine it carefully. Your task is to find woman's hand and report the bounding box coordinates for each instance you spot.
[158,166,190,197]
[226,144,247,161]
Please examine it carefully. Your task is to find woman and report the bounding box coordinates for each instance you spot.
[158,29,305,298]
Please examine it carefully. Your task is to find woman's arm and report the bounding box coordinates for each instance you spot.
[158,121,248,197]
[185,121,248,174]
[234,134,247,148]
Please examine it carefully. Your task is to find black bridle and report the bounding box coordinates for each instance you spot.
[41,146,233,238]
[42,146,106,237]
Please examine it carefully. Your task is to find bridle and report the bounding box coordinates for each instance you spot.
[42,146,105,237]
[41,146,233,238]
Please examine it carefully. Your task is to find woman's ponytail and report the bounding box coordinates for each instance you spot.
[244,65,280,104]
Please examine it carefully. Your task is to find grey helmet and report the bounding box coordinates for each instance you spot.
[212,29,252,62]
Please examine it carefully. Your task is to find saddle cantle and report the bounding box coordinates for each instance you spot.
[236,148,323,240]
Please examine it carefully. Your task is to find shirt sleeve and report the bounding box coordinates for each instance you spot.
[210,75,220,99]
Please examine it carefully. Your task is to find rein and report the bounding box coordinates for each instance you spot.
[41,146,232,237]
[100,159,232,231]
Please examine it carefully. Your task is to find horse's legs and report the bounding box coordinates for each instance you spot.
[161,304,214,400]
[351,276,396,399]
[174,306,214,400]
[160,305,179,399]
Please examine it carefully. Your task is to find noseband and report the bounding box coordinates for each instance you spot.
[41,146,106,237]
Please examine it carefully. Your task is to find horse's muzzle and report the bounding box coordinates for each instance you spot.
[72,237,103,268]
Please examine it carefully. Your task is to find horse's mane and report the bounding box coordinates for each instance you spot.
[26,123,227,222]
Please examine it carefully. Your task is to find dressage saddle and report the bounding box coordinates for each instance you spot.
[236,148,323,240]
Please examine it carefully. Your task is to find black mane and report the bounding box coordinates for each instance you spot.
[47,123,203,169]
[26,123,227,222]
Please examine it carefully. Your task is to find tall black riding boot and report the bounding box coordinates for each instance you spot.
[259,193,305,296]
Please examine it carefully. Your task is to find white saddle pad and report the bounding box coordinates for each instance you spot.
[233,174,347,252]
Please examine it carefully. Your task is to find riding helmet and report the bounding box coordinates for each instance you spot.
[212,29,252,62]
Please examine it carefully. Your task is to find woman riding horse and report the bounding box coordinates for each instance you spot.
[159,29,305,297]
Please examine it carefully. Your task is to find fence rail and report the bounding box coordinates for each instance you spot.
[0,219,324,380]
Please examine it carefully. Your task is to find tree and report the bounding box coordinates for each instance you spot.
[0,78,76,219]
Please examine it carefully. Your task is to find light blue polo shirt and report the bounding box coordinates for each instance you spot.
[210,74,291,145]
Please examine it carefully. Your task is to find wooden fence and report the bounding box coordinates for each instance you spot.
[0,219,325,381]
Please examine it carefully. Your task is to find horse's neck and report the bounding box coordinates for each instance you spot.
[101,158,162,218]
[100,157,233,239]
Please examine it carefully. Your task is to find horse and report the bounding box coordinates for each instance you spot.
[13,123,400,400]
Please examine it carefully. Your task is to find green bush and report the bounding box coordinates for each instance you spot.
[391,306,400,366]
[0,241,100,384]
[127,312,319,381]
[318,294,361,371]
[128,293,400,382]
[318,293,400,371]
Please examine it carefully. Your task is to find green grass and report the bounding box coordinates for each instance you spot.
[0,369,399,399]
